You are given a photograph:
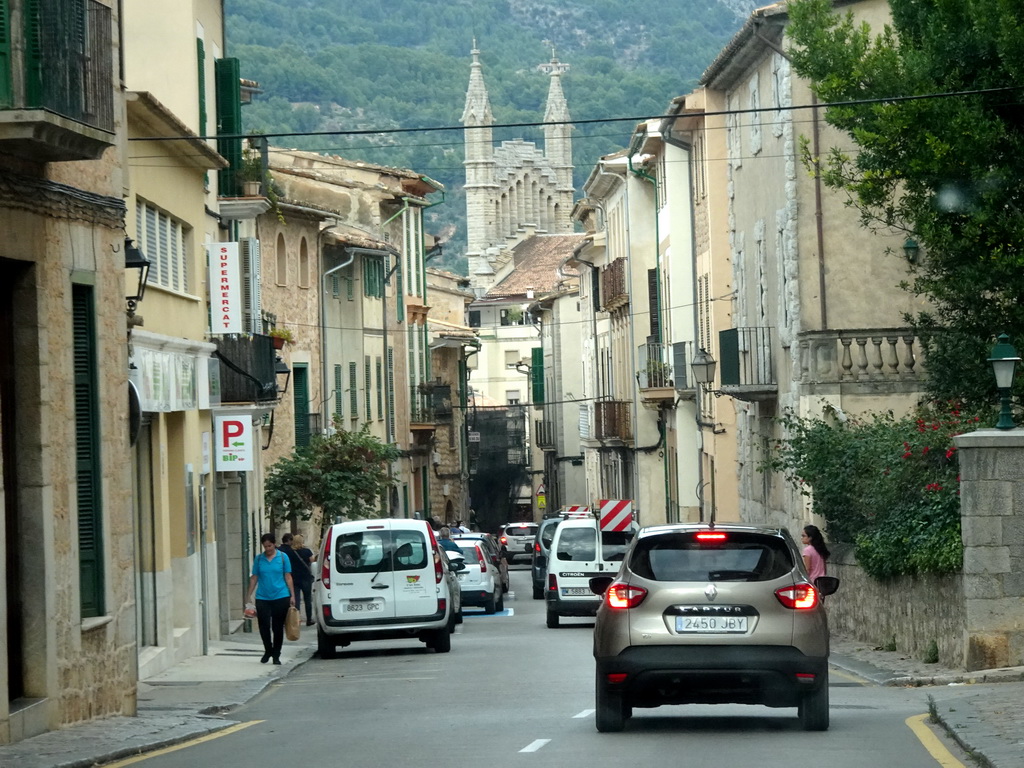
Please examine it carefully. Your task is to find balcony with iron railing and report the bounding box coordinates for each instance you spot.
[600,258,629,310]
[212,334,279,404]
[719,327,777,401]
[593,399,632,441]
[636,341,688,408]
[0,0,115,161]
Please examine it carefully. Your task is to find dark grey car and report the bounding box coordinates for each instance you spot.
[531,517,562,599]
[590,523,839,732]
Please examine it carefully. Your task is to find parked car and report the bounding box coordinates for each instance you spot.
[451,536,505,614]
[452,531,508,592]
[313,518,459,657]
[441,549,465,624]
[545,516,636,628]
[531,517,563,600]
[499,522,538,565]
[590,523,840,732]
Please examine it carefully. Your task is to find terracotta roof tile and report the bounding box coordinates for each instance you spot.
[485,234,587,298]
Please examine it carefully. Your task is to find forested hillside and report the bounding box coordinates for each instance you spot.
[225,0,761,272]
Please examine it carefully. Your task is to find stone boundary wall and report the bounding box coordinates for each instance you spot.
[825,544,965,668]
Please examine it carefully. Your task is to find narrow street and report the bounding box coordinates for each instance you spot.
[107,566,967,768]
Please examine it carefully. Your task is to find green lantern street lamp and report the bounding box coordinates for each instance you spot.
[988,333,1020,430]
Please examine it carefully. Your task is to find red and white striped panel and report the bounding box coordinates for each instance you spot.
[599,499,633,531]
[562,505,590,517]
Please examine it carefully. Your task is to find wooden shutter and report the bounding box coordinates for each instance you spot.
[196,39,207,137]
[293,364,310,446]
[375,356,383,420]
[387,347,395,439]
[348,361,358,418]
[531,347,544,404]
[647,268,660,342]
[240,237,261,334]
[364,356,371,423]
[0,0,11,106]
[215,57,242,195]
[334,364,343,421]
[73,285,104,617]
[22,0,42,106]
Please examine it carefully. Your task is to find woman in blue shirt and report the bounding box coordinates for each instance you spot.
[246,533,295,664]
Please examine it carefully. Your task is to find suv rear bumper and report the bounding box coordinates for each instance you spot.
[595,645,828,708]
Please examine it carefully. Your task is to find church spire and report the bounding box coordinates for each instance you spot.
[461,43,493,128]
[542,54,574,229]
[462,45,497,269]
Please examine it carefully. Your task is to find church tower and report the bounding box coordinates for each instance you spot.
[542,55,574,232]
[460,44,497,283]
[462,47,576,292]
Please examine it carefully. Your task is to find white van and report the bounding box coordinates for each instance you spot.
[545,517,636,628]
[313,518,459,656]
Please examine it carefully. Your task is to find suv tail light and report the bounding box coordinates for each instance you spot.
[321,527,334,589]
[606,583,647,609]
[696,532,727,542]
[534,541,541,554]
[775,583,819,610]
[500,535,508,545]
[476,544,488,571]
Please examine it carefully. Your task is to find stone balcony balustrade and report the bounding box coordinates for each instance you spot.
[797,328,925,394]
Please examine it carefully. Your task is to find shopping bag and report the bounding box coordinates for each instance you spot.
[285,605,300,641]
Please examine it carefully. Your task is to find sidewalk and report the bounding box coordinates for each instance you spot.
[2,631,1024,768]
[0,628,317,768]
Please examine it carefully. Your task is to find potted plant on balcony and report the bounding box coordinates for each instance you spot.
[268,326,294,349]
[644,359,672,388]
[237,147,265,196]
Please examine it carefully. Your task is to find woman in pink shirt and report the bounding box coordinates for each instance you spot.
[801,525,830,582]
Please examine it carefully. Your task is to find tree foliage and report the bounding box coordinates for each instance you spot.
[264,423,401,526]
[786,0,1024,403]
[766,402,989,579]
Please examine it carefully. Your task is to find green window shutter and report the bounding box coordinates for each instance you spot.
[214,57,242,196]
[349,361,358,418]
[334,364,343,421]
[0,0,12,106]
[73,285,104,618]
[293,364,310,446]
[719,328,740,386]
[376,356,383,420]
[647,268,661,342]
[331,274,339,297]
[196,39,207,136]
[346,276,354,301]
[364,356,371,423]
[387,347,395,438]
[22,0,41,106]
[531,347,545,404]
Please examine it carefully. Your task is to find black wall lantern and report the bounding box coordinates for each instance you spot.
[125,237,151,315]
[275,356,291,396]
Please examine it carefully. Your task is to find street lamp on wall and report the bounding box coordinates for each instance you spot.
[124,237,150,317]
[275,356,291,396]
[690,347,717,389]
[902,237,920,265]
[988,333,1020,430]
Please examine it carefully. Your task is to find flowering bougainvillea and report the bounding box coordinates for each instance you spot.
[766,402,990,579]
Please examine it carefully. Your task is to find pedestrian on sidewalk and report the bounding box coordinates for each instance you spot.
[801,524,830,582]
[292,533,316,625]
[247,533,295,665]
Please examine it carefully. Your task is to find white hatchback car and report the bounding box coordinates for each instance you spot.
[451,535,505,614]
[313,518,459,657]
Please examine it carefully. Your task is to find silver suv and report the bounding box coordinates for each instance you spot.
[590,524,839,732]
[499,522,538,564]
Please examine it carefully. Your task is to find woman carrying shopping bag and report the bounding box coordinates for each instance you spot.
[246,533,295,665]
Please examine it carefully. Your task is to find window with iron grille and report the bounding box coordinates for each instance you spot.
[136,199,188,294]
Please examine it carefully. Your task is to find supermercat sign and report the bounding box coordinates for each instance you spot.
[207,242,241,334]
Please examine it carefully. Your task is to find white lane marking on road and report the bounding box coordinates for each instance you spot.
[574,709,595,718]
[519,739,551,753]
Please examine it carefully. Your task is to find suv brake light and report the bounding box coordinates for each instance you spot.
[321,527,334,589]
[500,535,508,545]
[696,532,727,541]
[476,544,488,571]
[775,583,819,610]
[426,525,443,584]
[606,583,647,609]
[534,541,541,553]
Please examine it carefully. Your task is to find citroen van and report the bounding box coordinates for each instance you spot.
[313,518,459,657]
[545,516,636,628]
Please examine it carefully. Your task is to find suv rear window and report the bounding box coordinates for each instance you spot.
[334,530,428,573]
[506,525,537,536]
[630,531,793,582]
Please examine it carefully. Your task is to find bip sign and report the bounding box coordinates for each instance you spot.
[215,415,253,471]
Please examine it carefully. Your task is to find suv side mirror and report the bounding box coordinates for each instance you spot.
[589,576,614,595]
[815,575,840,596]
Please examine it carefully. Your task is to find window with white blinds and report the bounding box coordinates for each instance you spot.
[135,200,188,293]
